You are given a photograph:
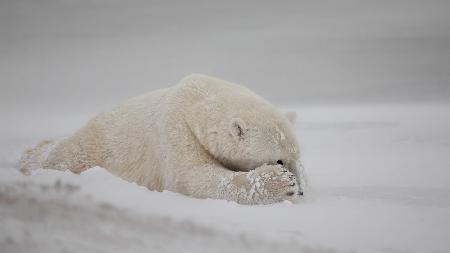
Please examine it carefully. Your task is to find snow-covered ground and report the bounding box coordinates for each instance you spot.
[1,104,450,253]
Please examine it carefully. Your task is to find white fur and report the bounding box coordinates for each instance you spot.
[20,74,304,204]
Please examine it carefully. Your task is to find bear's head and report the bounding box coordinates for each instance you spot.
[214,109,300,174]
[183,74,304,187]
[190,98,301,178]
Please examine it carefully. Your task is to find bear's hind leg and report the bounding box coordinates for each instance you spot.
[45,124,105,174]
[20,139,60,175]
[20,120,105,174]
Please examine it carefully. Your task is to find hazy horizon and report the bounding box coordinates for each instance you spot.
[1,0,450,114]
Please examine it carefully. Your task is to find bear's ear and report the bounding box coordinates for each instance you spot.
[230,118,247,139]
[285,111,297,125]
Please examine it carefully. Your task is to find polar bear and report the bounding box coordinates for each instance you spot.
[20,74,305,204]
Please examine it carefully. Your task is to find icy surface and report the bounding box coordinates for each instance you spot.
[1,105,450,253]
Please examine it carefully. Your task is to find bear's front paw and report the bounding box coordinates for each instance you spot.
[250,164,301,204]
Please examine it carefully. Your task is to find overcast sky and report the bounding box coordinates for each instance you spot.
[1,0,449,114]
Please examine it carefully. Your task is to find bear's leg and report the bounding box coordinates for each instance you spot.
[20,139,60,175]
[45,124,105,174]
[20,121,105,174]
[175,164,300,204]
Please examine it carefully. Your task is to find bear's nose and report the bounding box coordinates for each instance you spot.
[298,191,304,196]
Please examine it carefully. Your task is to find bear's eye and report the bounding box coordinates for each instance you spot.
[277,160,283,165]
